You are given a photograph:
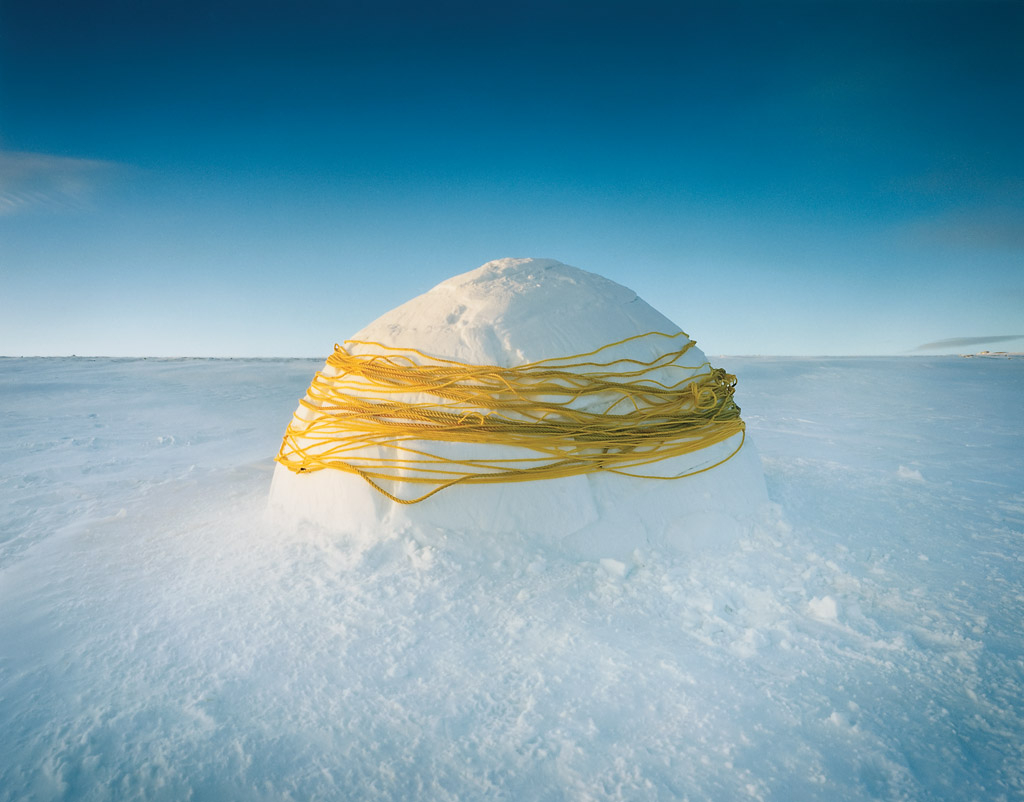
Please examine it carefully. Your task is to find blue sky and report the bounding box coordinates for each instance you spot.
[1,0,1021,356]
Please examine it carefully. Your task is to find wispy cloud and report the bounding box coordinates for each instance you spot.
[890,167,1024,204]
[0,150,120,215]
[890,165,1024,250]
[914,335,1024,352]
[917,213,1024,250]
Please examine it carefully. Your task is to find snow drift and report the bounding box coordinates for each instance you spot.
[269,258,767,558]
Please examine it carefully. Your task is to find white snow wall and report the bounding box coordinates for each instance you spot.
[268,258,767,559]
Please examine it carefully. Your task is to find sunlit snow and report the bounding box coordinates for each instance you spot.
[1,355,1022,801]
[270,259,766,559]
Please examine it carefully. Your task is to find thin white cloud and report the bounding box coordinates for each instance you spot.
[0,150,120,215]
[914,335,1024,351]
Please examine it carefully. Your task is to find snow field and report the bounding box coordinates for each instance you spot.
[1,355,1023,800]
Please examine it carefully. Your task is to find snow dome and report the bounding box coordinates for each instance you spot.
[268,258,767,558]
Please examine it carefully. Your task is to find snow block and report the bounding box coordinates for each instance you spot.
[268,257,767,559]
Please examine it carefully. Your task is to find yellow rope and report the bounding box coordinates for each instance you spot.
[276,330,746,504]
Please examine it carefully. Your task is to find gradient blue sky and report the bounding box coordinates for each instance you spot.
[2,0,1022,356]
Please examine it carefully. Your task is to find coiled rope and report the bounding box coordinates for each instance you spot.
[276,330,745,504]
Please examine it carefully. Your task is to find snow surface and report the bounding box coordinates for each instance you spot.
[2,355,1024,801]
[269,258,766,558]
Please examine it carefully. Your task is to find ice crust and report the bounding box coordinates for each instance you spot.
[269,258,767,558]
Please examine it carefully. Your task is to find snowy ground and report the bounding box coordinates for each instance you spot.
[1,355,1022,801]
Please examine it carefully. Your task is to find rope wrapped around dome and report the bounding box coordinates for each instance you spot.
[276,330,745,504]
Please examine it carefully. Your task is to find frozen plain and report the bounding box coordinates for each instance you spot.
[0,355,1022,801]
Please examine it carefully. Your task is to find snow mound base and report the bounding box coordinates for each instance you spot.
[269,258,767,559]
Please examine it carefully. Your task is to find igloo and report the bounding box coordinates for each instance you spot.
[268,258,767,559]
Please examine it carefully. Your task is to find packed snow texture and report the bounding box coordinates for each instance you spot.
[2,355,1023,801]
[269,257,765,558]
